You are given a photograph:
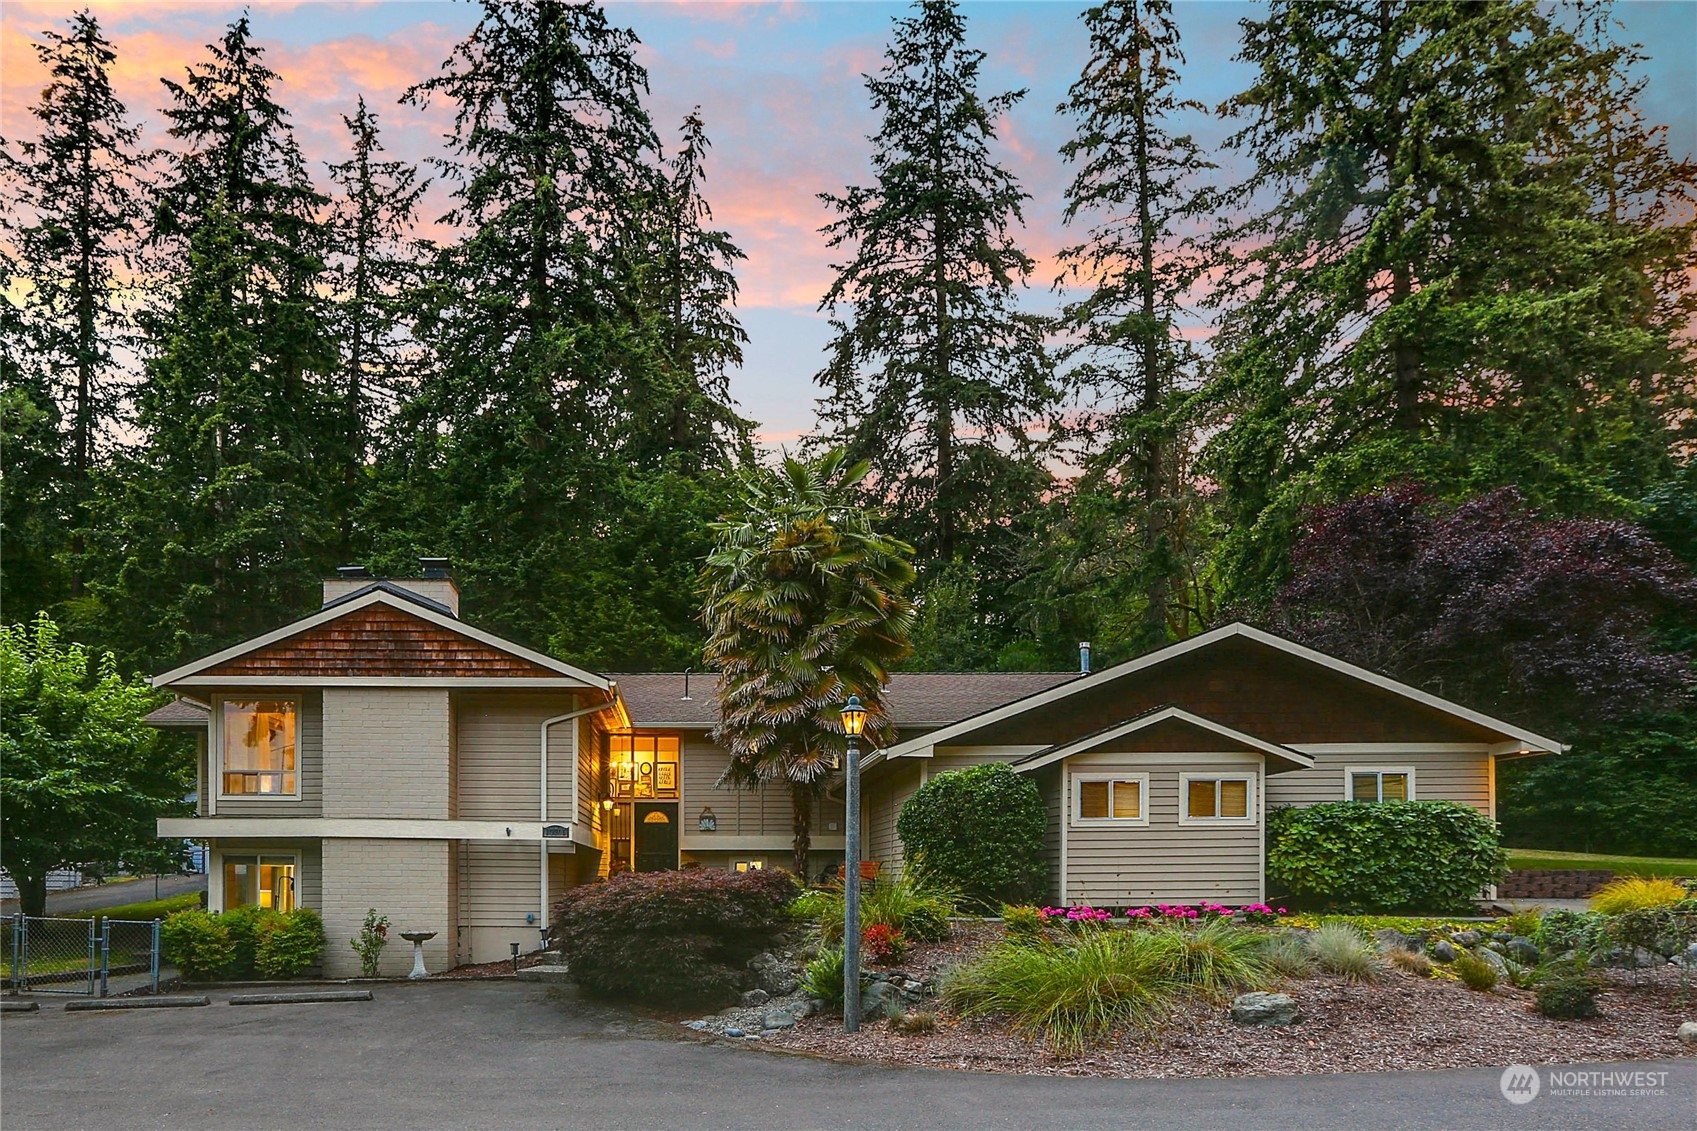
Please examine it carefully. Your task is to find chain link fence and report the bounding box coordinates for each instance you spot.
[5,914,163,997]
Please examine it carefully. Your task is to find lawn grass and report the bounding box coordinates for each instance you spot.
[66,892,202,924]
[1506,848,1697,879]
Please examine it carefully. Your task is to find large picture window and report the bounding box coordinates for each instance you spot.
[1179,774,1255,824]
[221,699,298,798]
[222,854,298,912]
[1071,773,1148,826]
[1347,768,1414,803]
[608,734,680,800]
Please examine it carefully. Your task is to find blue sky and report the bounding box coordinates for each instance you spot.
[4,1,1692,445]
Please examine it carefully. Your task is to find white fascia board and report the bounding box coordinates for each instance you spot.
[157,817,571,842]
[151,590,610,690]
[171,676,600,689]
[1012,707,1314,774]
[681,835,847,852]
[877,622,1566,758]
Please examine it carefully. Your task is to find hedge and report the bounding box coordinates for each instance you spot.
[551,868,799,1005]
[1267,800,1506,912]
[896,763,1046,909]
[159,907,325,981]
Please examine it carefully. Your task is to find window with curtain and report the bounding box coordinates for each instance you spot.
[1183,776,1253,822]
[1349,769,1412,802]
[221,700,298,797]
[1072,774,1146,824]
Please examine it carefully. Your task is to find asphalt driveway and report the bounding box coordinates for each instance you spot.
[3,981,1692,1130]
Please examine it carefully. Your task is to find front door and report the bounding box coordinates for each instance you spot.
[633,802,679,872]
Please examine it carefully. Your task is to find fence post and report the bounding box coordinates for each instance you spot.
[9,914,21,994]
[99,919,111,998]
[87,916,99,996]
[151,919,162,994]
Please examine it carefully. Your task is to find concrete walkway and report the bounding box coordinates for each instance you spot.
[4,980,1692,1130]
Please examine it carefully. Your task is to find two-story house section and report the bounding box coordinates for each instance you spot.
[150,563,621,976]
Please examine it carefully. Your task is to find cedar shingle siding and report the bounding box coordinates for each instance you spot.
[203,604,560,678]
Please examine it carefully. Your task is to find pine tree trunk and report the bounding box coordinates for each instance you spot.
[790,782,813,881]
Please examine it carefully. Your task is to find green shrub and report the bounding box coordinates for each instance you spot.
[1590,876,1687,914]
[552,868,799,1005]
[160,910,235,981]
[217,905,283,979]
[1605,903,1697,959]
[1002,905,1045,945]
[1497,907,1545,938]
[255,908,326,979]
[1537,909,1609,955]
[1144,921,1269,1001]
[350,909,390,977]
[805,866,957,945]
[1257,933,1314,978]
[1535,976,1600,1020]
[1452,952,1499,991]
[1267,801,1507,912]
[897,764,1046,909]
[801,946,851,1009]
[1304,922,1380,982]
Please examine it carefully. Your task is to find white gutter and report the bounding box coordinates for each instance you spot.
[538,690,616,933]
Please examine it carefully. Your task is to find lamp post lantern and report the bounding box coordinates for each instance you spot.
[839,694,868,1033]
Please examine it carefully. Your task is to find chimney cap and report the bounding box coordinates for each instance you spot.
[418,556,452,579]
[336,564,372,579]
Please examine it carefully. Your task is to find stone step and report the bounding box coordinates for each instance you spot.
[515,965,572,984]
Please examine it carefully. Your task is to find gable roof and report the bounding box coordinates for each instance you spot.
[609,670,1079,730]
[143,696,211,728]
[874,622,1565,760]
[152,590,609,689]
[1011,706,1314,774]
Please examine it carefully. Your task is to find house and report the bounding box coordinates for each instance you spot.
[147,564,1563,976]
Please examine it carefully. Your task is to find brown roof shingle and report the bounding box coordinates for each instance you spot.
[144,697,210,728]
[608,671,1080,731]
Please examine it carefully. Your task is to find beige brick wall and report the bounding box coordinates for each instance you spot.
[319,838,451,977]
[321,689,451,819]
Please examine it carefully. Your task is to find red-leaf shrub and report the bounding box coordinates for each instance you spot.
[551,868,799,1005]
[862,922,908,965]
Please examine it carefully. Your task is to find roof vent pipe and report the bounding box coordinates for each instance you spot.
[1079,641,1091,674]
[682,667,693,701]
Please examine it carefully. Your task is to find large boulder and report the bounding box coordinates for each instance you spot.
[1451,929,1482,947]
[739,988,770,1008]
[859,979,901,1018]
[1231,992,1301,1027]
[1471,946,1507,972]
[1429,940,1458,963]
[1678,1022,1697,1047]
[1506,937,1541,966]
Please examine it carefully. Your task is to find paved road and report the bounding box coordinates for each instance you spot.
[0,874,206,916]
[4,981,1692,1130]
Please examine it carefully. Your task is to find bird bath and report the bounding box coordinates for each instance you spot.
[399,930,437,980]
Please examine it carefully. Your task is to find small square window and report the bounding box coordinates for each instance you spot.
[1072,774,1147,825]
[1348,769,1414,803]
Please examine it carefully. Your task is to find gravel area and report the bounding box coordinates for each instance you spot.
[751,931,1697,1078]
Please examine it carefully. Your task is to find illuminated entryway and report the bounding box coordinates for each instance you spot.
[607,733,682,873]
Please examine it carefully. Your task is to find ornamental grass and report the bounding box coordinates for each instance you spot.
[1303,922,1381,982]
[1588,876,1689,915]
[942,920,1271,1055]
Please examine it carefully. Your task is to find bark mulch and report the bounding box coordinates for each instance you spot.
[432,952,550,979]
[763,933,1697,1078]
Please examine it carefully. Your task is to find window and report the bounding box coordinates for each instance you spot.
[1346,768,1414,803]
[1071,773,1148,826]
[732,859,766,873]
[222,854,298,912]
[608,734,681,800]
[1180,775,1255,824]
[220,699,298,798]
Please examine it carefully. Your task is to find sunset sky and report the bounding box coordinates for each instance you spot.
[4,0,1693,446]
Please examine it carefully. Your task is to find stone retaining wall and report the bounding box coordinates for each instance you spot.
[1499,869,1614,900]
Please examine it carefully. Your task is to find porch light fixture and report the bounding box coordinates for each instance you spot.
[698,807,717,832]
[840,695,867,1034]
[601,795,615,812]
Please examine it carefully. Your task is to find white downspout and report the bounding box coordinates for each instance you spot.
[538,694,614,935]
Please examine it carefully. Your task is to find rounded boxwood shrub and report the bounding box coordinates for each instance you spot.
[551,868,799,1005]
[255,908,326,979]
[1535,976,1600,1019]
[160,910,235,981]
[1266,800,1506,913]
[217,905,283,979]
[896,763,1046,910]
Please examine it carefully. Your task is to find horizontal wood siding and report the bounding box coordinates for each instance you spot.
[680,736,846,845]
[457,841,539,929]
[205,603,561,678]
[454,691,578,820]
[1063,751,1263,906]
[863,759,922,873]
[214,689,323,817]
[1264,750,1493,815]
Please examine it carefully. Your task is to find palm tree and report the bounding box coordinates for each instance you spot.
[702,450,916,877]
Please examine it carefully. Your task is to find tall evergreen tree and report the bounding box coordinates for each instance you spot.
[1,11,149,605]
[86,16,337,667]
[325,96,428,559]
[1054,0,1215,647]
[0,247,70,623]
[1202,0,1697,605]
[815,0,1054,580]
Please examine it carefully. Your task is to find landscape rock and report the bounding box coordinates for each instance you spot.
[860,979,901,1017]
[1429,940,1458,963]
[1451,929,1482,947]
[1506,937,1541,966]
[1678,1022,1697,1047]
[1593,946,1662,969]
[739,988,770,1008]
[1471,945,1507,972]
[723,1028,745,1038]
[1673,944,1697,968]
[1231,992,1301,1027]
[761,1008,796,1030]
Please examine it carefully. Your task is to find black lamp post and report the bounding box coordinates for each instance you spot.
[839,694,868,1033]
